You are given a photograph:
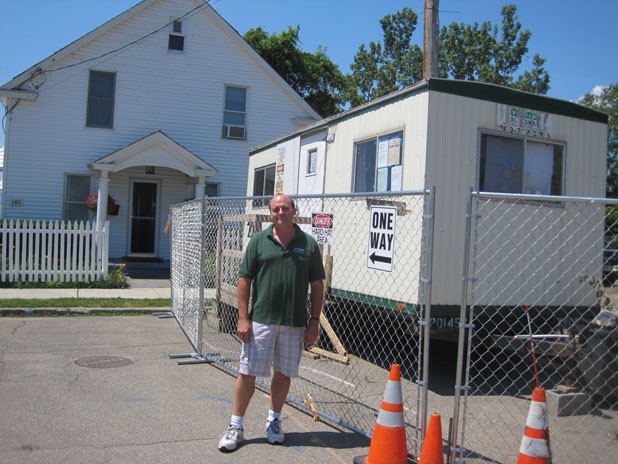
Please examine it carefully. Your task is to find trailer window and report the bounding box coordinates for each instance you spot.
[479,134,563,195]
[353,131,403,193]
[252,164,275,207]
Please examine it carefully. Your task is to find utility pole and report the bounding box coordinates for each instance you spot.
[423,0,439,79]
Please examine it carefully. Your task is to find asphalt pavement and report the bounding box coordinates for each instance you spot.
[0,279,372,464]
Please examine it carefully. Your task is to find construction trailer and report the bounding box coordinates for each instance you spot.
[246,78,609,335]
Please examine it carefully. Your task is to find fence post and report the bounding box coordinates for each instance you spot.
[419,186,436,447]
[450,188,475,464]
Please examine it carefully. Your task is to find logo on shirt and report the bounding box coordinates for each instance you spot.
[293,247,305,254]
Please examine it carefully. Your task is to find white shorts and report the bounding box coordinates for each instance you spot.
[239,322,305,378]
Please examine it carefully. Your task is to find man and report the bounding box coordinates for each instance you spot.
[219,193,325,452]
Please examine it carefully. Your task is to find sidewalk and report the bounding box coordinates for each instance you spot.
[0,277,171,300]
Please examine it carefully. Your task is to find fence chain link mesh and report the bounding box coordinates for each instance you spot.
[170,199,205,354]
[455,193,618,464]
[170,192,433,455]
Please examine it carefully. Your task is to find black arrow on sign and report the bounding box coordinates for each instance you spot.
[369,252,392,264]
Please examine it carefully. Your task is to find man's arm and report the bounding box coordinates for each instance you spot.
[304,279,324,346]
[236,276,252,343]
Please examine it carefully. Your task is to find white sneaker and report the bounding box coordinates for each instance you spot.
[218,425,244,452]
[266,419,284,444]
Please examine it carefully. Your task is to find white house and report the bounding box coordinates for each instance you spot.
[0,0,319,261]
[247,78,609,320]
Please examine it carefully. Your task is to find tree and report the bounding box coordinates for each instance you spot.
[345,7,423,107]
[347,4,550,107]
[243,26,346,117]
[579,84,618,198]
[439,4,549,94]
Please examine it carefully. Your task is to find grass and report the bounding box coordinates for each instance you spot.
[0,297,171,308]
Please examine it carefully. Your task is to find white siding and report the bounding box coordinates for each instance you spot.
[323,93,429,193]
[425,91,608,305]
[298,132,327,196]
[3,0,317,257]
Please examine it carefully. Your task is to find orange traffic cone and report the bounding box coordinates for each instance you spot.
[518,387,551,464]
[353,364,408,464]
[418,413,444,464]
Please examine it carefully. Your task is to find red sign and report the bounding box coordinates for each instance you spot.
[312,213,333,228]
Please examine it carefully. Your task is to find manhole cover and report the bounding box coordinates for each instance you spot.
[75,356,132,368]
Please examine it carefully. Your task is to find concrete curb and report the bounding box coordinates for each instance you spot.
[0,307,171,316]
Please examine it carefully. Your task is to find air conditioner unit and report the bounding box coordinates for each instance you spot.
[223,125,246,140]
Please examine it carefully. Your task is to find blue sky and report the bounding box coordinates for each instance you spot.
[1,0,616,148]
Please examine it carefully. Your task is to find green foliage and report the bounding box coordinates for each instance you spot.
[346,7,423,106]
[243,26,346,117]
[345,4,549,107]
[579,83,618,198]
[0,265,128,289]
[244,4,550,112]
[439,4,549,94]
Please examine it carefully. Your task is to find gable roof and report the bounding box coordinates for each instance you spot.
[0,0,320,120]
[89,130,217,177]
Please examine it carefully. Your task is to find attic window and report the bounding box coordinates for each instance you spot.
[168,19,185,51]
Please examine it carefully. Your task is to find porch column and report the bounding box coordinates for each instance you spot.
[194,176,205,199]
[96,173,109,231]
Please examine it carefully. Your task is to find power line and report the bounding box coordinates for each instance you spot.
[46,1,210,73]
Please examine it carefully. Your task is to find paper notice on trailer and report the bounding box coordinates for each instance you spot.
[367,205,396,272]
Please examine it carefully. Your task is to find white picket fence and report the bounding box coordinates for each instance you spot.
[0,220,109,283]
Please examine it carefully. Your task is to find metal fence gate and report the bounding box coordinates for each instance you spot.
[170,191,435,456]
[454,192,618,464]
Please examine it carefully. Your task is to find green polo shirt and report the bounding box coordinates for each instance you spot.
[239,224,325,327]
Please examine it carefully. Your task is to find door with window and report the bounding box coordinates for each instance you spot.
[129,180,159,256]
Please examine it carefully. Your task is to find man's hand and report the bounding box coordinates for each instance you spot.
[237,318,252,343]
[304,321,320,346]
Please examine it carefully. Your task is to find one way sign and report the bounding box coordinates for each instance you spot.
[367,205,397,272]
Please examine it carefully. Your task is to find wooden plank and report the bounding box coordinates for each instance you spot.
[221,214,271,223]
[308,346,349,364]
[221,249,244,259]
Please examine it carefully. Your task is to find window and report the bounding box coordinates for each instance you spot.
[253,165,275,206]
[204,183,218,197]
[353,131,403,192]
[168,19,185,51]
[222,86,247,139]
[86,71,115,128]
[64,175,91,221]
[307,149,317,175]
[479,134,564,195]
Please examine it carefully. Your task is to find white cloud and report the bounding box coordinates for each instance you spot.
[591,85,608,97]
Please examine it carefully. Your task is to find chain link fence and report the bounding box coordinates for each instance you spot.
[170,191,434,455]
[453,192,618,464]
[169,190,617,463]
[169,199,205,354]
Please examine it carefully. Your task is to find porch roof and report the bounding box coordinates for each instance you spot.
[88,130,217,177]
